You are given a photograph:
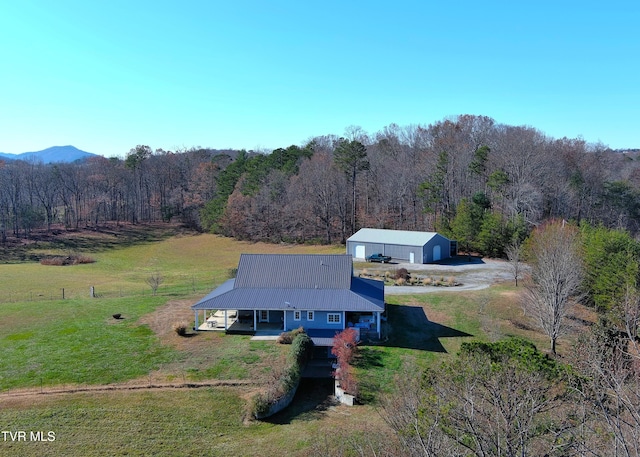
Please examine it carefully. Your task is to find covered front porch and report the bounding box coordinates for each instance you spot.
[195,308,284,335]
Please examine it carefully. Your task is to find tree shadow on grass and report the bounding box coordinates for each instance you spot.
[354,347,384,369]
[0,223,185,263]
[383,303,473,352]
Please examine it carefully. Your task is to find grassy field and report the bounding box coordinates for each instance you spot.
[0,384,395,457]
[0,226,344,302]
[1,224,575,456]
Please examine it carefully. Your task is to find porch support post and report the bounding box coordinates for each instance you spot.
[342,311,346,330]
[253,310,257,330]
[377,311,381,338]
[283,311,287,332]
[194,311,199,330]
[224,310,228,330]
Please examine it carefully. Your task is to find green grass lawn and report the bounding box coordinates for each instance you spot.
[0,231,344,302]
[0,386,393,457]
[0,295,180,389]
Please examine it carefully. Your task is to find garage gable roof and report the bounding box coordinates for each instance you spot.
[347,228,442,246]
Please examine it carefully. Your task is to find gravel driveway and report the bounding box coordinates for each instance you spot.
[355,256,516,294]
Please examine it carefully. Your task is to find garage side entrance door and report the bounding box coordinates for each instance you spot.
[355,245,366,259]
[433,245,441,262]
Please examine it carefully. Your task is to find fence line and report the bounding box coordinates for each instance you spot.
[0,273,229,304]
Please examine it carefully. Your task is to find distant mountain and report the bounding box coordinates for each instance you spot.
[0,145,99,164]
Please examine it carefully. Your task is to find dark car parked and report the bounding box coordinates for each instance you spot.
[366,253,392,263]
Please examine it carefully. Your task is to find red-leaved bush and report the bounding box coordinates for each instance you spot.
[332,327,359,396]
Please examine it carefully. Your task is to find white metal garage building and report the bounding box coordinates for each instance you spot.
[346,228,456,264]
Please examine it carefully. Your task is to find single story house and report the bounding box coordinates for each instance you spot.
[346,228,456,264]
[191,254,385,346]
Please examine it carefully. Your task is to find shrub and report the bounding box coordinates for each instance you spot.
[447,276,457,286]
[250,392,271,418]
[40,253,96,266]
[394,268,410,280]
[250,332,314,419]
[277,326,305,344]
[41,257,65,266]
[422,277,433,286]
[173,322,189,336]
[395,278,406,286]
[290,332,314,366]
[73,254,96,264]
[276,333,292,344]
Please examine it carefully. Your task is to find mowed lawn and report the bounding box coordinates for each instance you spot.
[1,386,396,457]
[0,232,344,301]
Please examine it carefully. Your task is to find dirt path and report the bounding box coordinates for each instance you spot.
[0,379,258,400]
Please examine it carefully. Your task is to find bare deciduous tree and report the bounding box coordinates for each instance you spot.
[523,220,584,354]
[505,240,524,287]
[380,343,571,457]
[379,362,455,456]
[146,272,163,296]
[570,287,640,456]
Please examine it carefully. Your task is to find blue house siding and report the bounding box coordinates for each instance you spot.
[284,310,344,332]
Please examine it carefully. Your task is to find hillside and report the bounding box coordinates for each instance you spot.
[0,145,98,163]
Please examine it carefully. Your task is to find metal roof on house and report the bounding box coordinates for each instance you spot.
[191,286,384,312]
[235,254,352,289]
[191,255,384,313]
[347,228,442,247]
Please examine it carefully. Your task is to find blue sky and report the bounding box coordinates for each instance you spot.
[1,1,638,157]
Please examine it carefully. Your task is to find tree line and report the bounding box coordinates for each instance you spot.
[2,114,640,255]
[211,116,640,252]
[0,146,233,241]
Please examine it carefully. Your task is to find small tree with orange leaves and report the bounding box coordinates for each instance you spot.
[332,327,359,396]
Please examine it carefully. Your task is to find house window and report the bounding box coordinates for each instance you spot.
[259,310,269,322]
[307,311,314,321]
[293,310,301,321]
[327,313,341,324]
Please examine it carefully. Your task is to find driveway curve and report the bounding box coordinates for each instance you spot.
[355,256,516,294]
